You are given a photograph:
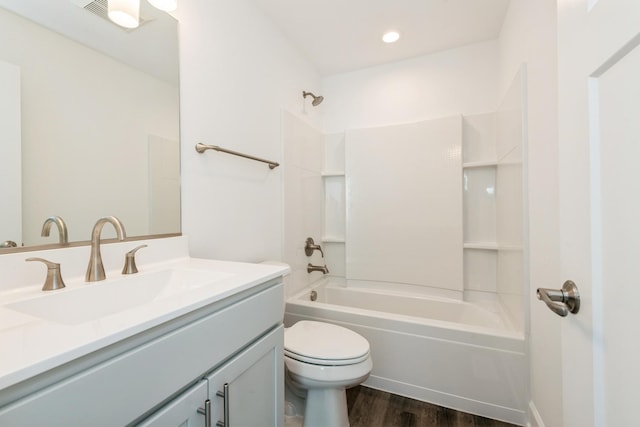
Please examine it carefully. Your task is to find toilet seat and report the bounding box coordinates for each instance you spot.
[284,321,370,366]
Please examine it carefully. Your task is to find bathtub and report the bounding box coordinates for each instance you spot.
[284,278,527,426]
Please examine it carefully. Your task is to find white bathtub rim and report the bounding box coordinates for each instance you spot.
[303,277,519,319]
[287,299,524,350]
[289,280,525,341]
[324,277,464,302]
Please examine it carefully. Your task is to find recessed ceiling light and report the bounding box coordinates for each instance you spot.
[382,31,400,43]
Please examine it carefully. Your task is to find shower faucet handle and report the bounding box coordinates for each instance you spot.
[304,237,324,257]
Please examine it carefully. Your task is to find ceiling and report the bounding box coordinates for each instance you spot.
[248,0,511,76]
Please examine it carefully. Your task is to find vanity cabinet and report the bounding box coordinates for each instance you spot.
[206,325,283,427]
[0,279,285,427]
[140,325,283,427]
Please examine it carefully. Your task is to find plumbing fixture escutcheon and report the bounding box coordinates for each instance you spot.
[536,280,580,317]
[41,216,69,244]
[307,263,329,274]
[0,240,17,248]
[86,216,127,282]
[26,257,66,291]
[122,244,147,275]
[304,237,324,257]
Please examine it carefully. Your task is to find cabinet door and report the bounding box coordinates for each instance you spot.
[137,380,208,427]
[207,326,284,427]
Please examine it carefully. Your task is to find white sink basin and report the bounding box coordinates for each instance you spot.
[6,268,234,325]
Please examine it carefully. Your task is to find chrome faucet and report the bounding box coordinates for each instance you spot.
[41,216,69,244]
[86,216,126,282]
[307,263,329,274]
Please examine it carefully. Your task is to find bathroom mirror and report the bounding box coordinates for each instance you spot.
[0,0,180,250]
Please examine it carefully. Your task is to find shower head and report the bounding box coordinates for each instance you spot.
[303,91,324,106]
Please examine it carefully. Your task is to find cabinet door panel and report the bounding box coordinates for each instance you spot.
[137,380,207,427]
[207,326,284,427]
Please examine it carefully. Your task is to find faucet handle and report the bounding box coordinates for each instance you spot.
[304,237,324,257]
[26,257,66,291]
[122,244,147,275]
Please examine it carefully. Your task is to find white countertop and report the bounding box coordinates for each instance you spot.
[0,255,289,391]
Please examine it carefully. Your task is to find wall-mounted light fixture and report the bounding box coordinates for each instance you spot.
[108,0,140,29]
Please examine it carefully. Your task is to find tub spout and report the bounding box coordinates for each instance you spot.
[307,263,329,274]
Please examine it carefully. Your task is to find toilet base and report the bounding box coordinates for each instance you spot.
[302,388,349,427]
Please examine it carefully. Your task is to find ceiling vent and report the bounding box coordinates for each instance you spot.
[72,0,152,31]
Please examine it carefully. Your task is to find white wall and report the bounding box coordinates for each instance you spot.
[322,40,500,134]
[0,60,21,246]
[178,0,322,263]
[0,8,179,245]
[498,1,562,426]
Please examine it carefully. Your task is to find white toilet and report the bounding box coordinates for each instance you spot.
[284,320,373,427]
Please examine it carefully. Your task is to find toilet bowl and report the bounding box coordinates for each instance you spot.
[284,320,373,427]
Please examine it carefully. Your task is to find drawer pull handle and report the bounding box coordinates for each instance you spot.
[216,383,229,427]
[197,399,211,427]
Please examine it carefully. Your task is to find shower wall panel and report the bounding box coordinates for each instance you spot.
[496,68,526,332]
[345,116,463,294]
[282,111,324,297]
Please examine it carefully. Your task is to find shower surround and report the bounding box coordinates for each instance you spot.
[281,47,527,425]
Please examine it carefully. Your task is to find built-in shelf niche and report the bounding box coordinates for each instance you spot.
[462,112,498,293]
[321,133,347,276]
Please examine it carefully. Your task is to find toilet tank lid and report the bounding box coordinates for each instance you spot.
[284,320,370,361]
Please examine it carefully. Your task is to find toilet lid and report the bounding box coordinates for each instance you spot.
[284,321,370,365]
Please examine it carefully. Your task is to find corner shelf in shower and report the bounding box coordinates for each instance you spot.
[462,161,498,168]
[322,171,346,245]
[463,242,522,251]
[321,236,345,243]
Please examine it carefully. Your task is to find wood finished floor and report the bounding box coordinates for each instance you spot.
[346,386,519,427]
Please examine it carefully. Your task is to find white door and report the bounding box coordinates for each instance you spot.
[558,0,640,426]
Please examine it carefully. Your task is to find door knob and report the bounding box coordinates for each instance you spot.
[536,280,580,317]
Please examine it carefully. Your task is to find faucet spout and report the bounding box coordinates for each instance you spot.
[86,216,126,282]
[307,263,329,274]
[41,216,69,244]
